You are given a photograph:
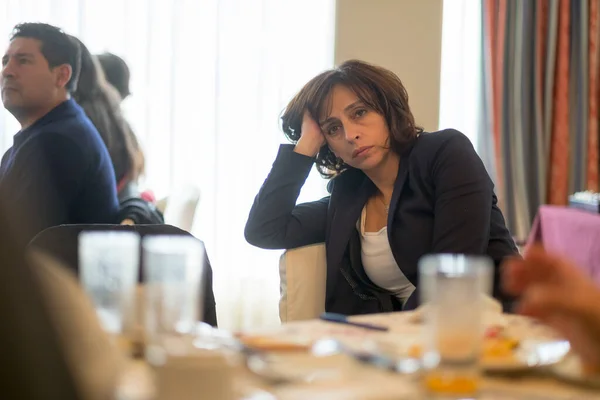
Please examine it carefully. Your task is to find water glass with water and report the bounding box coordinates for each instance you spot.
[79,231,140,336]
[142,235,205,361]
[419,254,493,399]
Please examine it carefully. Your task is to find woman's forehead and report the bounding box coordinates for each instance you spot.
[316,84,361,121]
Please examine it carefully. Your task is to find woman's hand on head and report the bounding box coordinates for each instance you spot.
[294,111,326,157]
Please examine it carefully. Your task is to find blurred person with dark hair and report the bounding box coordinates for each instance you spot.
[96,50,154,206]
[71,37,160,224]
[95,51,148,200]
[71,38,141,197]
[96,52,130,100]
[0,23,119,249]
[0,196,82,399]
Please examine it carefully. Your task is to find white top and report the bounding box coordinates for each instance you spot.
[358,207,415,301]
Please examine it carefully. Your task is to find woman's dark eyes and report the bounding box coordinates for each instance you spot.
[355,108,367,118]
[327,125,341,135]
[325,109,367,135]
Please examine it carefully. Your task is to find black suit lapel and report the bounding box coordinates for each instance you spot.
[387,158,409,228]
[386,158,415,286]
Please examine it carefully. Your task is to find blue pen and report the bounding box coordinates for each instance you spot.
[319,312,389,332]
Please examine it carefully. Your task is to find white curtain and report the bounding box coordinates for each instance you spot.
[1,0,335,330]
[438,0,482,150]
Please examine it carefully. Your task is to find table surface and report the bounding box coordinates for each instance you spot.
[121,312,600,400]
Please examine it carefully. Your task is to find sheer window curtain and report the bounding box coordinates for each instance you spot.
[438,0,483,150]
[1,0,335,330]
[438,0,500,201]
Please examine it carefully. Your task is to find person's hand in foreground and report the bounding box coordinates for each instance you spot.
[503,245,600,373]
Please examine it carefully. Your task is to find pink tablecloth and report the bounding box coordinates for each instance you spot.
[527,205,600,285]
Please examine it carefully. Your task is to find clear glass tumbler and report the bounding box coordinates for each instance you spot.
[419,254,492,399]
[79,231,140,351]
[142,235,205,361]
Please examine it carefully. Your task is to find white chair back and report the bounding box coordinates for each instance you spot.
[155,196,168,214]
[279,243,326,322]
[163,186,200,232]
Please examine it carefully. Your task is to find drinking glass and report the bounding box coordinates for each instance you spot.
[79,231,140,344]
[142,235,205,361]
[419,254,493,399]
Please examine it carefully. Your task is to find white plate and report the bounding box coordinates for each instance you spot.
[364,315,569,373]
[489,315,568,372]
[550,353,600,388]
[484,339,570,372]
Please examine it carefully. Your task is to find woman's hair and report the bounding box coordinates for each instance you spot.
[96,52,131,100]
[70,36,144,185]
[281,60,423,177]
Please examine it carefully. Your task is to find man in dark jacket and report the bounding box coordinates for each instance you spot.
[0,23,119,248]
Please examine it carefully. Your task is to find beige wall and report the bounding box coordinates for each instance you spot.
[334,0,443,132]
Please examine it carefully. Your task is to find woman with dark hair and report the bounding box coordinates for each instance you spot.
[245,60,518,315]
[70,37,160,224]
[70,37,143,199]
